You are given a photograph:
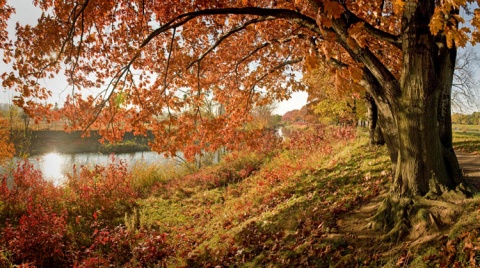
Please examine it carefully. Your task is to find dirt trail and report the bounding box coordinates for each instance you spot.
[456,152,480,189]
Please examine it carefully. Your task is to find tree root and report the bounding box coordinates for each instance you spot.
[367,186,469,242]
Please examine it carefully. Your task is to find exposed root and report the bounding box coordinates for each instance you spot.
[368,189,468,243]
[367,196,412,242]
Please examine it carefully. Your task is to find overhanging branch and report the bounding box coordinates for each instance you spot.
[235,33,308,72]
[328,10,400,98]
[187,16,276,70]
[140,7,320,50]
[343,9,402,49]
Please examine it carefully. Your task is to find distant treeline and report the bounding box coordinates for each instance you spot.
[452,112,480,125]
[14,130,151,156]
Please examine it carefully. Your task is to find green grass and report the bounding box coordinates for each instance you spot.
[126,127,480,267]
[453,123,480,133]
[453,125,480,153]
[131,131,393,266]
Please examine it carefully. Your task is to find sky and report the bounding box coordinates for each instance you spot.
[0,0,308,115]
[1,1,70,106]
[5,2,479,116]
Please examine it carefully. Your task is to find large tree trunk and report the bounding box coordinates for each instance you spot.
[389,0,465,197]
[437,43,464,186]
[392,94,452,196]
[368,0,470,241]
[322,0,472,240]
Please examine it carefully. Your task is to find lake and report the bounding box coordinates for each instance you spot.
[18,151,172,186]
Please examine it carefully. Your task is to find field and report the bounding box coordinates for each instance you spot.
[453,124,480,153]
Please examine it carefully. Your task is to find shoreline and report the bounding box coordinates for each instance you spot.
[13,130,152,156]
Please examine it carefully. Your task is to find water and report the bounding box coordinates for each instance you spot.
[18,151,170,186]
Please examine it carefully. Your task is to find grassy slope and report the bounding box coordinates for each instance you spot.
[130,127,480,267]
[135,130,391,266]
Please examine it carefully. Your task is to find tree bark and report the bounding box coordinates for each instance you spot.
[365,93,385,146]
[362,70,398,164]
[389,0,464,197]
[366,93,378,145]
[436,41,464,186]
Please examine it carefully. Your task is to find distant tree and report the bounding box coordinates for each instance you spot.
[250,104,280,130]
[282,109,303,123]
[282,106,317,124]
[452,47,480,111]
[0,116,15,163]
[303,61,365,125]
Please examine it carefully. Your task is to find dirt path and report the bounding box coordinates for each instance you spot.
[456,152,480,189]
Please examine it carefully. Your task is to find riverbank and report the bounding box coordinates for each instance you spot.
[14,130,151,156]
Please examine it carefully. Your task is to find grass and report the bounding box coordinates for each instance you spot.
[2,125,480,267]
[129,129,394,266]
[127,127,480,267]
[454,131,480,154]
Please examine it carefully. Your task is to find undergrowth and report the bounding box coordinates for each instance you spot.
[0,126,479,267]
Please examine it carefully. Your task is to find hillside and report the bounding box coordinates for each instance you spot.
[1,126,480,267]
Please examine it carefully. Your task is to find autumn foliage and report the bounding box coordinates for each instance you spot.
[0,125,352,266]
[1,124,480,266]
[3,0,480,265]
[0,160,140,266]
[0,117,15,163]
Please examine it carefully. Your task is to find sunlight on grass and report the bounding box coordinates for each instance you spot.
[4,126,479,267]
[453,127,480,153]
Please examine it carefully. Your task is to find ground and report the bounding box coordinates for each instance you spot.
[332,149,480,267]
[457,152,480,189]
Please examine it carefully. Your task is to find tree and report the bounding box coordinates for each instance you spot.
[452,46,480,111]
[303,59,366,126]
[0,116,15,163]
[2,0,479,239]
[0,0,13,54]
[249,103,280,130]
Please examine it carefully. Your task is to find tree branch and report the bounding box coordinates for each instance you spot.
[249,57,303,92]
[140,7,320,50]
[187,16,276,70]
[329,11,400,98]
[343,9,402,49]
[235,33,307,73]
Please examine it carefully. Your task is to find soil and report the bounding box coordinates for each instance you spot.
[331,151,480,261]
[456,152,480,189]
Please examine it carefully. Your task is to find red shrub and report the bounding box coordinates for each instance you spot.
[81,226,172,267]
[64,158,138,225]
[0,161,63,222]
[2,205,72,267]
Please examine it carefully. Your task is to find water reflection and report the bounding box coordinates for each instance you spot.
[38,152,64,184]
[26,151,168,186]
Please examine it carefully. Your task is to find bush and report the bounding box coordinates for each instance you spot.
[2,205,71,267]
[181,151,265,189]
[0,161,73,266]
[81,226,172,267]
[0,158,142,266]
[0,161,63,223]
[64,157,138,226]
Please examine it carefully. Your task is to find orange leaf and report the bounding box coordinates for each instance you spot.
[323,0,344,19]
